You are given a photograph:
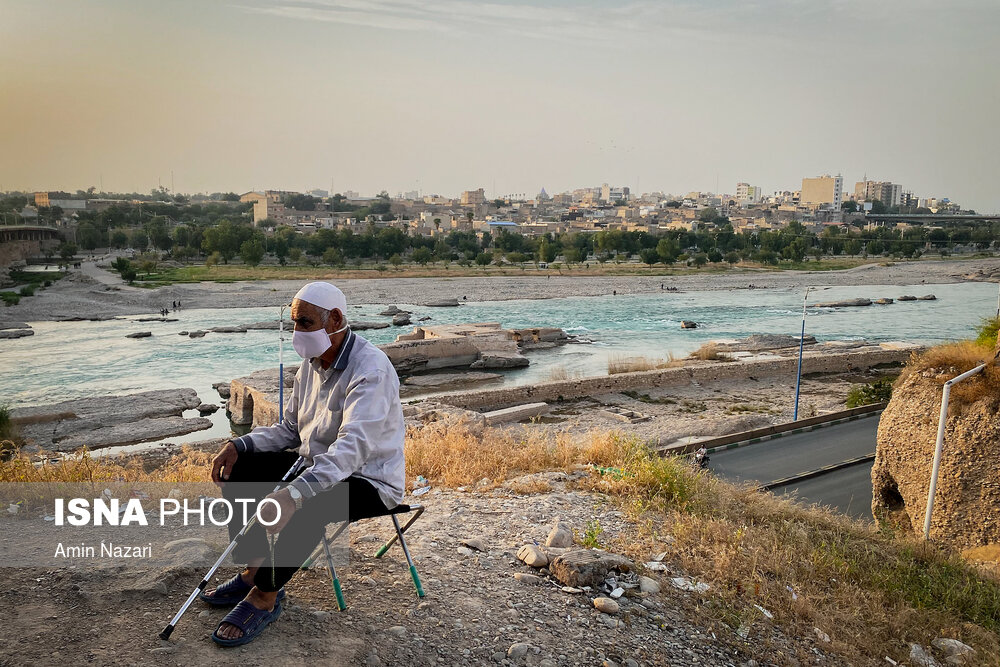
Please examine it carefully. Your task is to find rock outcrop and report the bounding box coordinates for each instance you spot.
[810,298,872,308]
[0,321,33,339]
[872,363,1000,550]
[12,389,209,452]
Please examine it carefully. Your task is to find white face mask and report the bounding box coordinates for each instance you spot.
[291,316,348,359]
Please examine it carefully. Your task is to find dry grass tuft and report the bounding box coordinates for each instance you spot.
[900,341,1000,407]
[546,366,583,382]
[607,353,681,375]
[403,421,633,488]
[505,478,554,494]
[689,342,733,361]
[0,446,212,484]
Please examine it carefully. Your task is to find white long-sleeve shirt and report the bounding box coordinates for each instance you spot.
[231,330,405,509]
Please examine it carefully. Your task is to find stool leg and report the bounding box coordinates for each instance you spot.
[322,537,347,611]
[375,507,424,558]
[302,522,349,571]
[391,514,424,598]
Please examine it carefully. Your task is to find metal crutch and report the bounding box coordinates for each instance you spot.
[158,455,306,640]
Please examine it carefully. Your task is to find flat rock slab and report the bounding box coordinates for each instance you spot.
[810,298,872,308]
[0,321,30,329]
[209,326,247,333]
[0,329,33,339]
[715,334,816,352]
[351,321,390,331]
[484,402,549,425]
[471,352,530,369]
[402,372,503,391]
[423,298,460,307]
[549,549,634,588]
[243,320,291,330]
[34,415,213,451]
[126,331,152,338]
[14,388,204,449]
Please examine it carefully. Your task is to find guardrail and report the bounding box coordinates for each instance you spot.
[656,402,886,457]
[759,454,875,491]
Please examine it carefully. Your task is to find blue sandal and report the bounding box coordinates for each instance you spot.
[211,599,282,647]
[199,573,285,607]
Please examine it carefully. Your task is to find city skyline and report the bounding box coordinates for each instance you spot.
[2,1,998,211]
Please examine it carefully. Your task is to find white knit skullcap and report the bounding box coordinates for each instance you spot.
[292,281,347,314]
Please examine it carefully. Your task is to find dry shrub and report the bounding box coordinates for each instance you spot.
[690,342,732,361]
[404,421,637,488]
[900,341,999,407]
[607,353,680,375]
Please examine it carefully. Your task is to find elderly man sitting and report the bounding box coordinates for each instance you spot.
[201,281,405,647]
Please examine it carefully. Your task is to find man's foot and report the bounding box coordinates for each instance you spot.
[200,569,286,607]
[214,588,280,641]
[203,569,253,599]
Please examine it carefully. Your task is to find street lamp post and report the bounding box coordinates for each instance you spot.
[793,286,813,421]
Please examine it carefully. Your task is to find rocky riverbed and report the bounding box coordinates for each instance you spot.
[4,256,999,322]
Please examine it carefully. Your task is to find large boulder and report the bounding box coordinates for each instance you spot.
[872,357,1000,550]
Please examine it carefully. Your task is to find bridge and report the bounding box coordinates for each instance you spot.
[864,213,1000,224]
[0,224,64,243]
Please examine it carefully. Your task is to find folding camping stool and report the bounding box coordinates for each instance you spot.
[302,503,425,611]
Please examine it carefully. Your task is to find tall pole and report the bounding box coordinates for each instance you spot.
[793,286,812,421]
[278,305,286,423]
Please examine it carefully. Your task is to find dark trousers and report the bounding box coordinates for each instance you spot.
[220,450,388,592]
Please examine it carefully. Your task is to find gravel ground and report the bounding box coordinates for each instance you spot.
[0,487,851,666]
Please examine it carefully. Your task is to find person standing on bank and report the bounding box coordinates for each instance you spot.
[201,281,406,647]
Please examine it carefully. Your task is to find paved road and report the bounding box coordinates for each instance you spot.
[708,416,878,485]
[707,415,879,521]
[772,462,875,521]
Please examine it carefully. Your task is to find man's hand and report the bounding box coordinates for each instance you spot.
[211,441,239,486]
[258,489,296,534]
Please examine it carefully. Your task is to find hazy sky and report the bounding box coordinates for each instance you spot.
[2,0,998,210]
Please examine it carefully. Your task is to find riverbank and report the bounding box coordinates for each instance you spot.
[1,422,996,666]
[3,255,999,322]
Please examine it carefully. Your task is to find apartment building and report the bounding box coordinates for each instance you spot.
[854,180,902,207]
[800,175,843,207]
[460,188,486,206]
[736,183,763,203]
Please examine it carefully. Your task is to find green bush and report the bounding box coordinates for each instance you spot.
[0,292,20,306]
[18,286,34,297]
[975,316,999,349]
[846,378,895,408]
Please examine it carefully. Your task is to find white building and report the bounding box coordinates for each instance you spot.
[736,183,763,203]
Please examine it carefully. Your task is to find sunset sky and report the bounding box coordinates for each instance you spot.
[2,0,998,210]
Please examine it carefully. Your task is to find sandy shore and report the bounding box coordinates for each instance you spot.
[5,255,999,322]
